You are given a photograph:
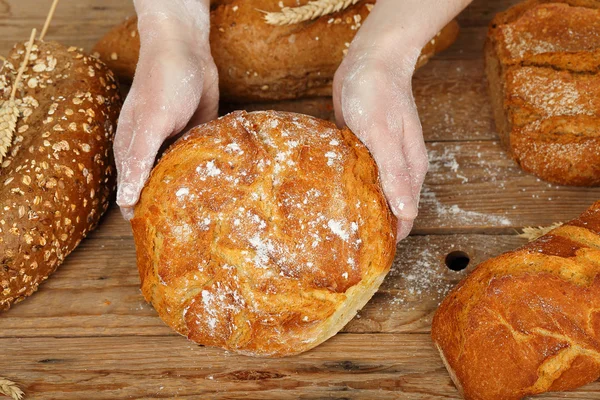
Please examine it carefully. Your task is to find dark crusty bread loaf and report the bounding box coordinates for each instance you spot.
[131,111,396,356]
[485,0,600,186]
[93,0,460,102]
[432,201,600,400]
[0,41,121,310]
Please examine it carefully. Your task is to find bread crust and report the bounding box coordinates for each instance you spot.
[92,1,459,102]
[432,201,600,400]
[131,111,396,357]
[485,0,600,186]
[0,41,121,310]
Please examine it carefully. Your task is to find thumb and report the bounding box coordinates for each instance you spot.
[114,51,206,218]
[114,86,180,213]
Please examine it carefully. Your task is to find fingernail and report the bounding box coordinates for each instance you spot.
[392,196,418,220]
[120,206,135,221]
[117,182,139,209]
[396,220,414,242]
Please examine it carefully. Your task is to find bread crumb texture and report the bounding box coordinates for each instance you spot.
[0,40,121,310]
[132,111,396,357]
[487,0,600,186]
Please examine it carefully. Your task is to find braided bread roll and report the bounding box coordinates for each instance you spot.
[131,111,396,356]
[432,201,600,400]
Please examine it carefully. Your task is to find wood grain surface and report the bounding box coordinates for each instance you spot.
[1,0,600,399]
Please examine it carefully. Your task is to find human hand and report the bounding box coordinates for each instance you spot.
[114,0,218,220]
[334,47,426,241]
[333,0,472,241]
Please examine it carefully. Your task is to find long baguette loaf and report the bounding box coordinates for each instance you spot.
[432,202,600,400]
[485,0,600,186]
[0,41,121,310]
[93,0,459,102]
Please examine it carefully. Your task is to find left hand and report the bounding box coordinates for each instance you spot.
[333,0,472,241]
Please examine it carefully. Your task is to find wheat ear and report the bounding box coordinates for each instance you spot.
[40,0,60,41]
[0,378,24,400]
[518,222,563,242]
[264,0,361,26]
[0,28,37,164]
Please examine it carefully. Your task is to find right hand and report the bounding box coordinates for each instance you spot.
[114,0,218,220]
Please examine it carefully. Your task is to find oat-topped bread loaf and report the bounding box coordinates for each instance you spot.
[432,201,600,399]
[93,0,459,102]
[0,40,121,310]
[486,0,600,186]
[131,111,396,357]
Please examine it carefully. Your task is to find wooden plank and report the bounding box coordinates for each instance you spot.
[419,141,600,233]
[0,233,525,338]
[458,0,525,27]
[2,334,599,400]
[1,0,599,398]
[0,0,134,55]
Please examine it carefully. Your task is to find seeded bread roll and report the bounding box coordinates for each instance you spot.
[432,201,600,400]
[0,41,121,310]
[93,0,460,102]
[131,111,396,357]
[485,0,600,186]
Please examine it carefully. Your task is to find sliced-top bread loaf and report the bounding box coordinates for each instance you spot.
[486,0,600,186]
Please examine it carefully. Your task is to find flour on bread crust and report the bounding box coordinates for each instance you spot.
[132,111,396,357]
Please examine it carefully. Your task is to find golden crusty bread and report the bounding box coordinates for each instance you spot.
[92,0,460,102]
[485,0,600,186]
[0,41,121,310]
[131,111,396,357]
[432,201,600,400]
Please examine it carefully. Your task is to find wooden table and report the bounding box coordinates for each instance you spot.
[2,0,600,398]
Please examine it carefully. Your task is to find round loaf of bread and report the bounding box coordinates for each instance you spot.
[131,111,396,357]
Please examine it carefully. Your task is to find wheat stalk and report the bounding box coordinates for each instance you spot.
[0,378,24,400]
[518,222,563,242]
[264,0,361,26]
[0,28,36,164]
[40,0,60,40]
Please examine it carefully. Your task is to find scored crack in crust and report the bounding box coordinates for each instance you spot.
[485,0,600,186]
[0,41,121,310]
[132,111,396,357]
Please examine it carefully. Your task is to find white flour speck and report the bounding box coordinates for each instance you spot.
[225,143,243,154]
[325,151,339,167]
[328,219,349,241]
[206,161,221,176]
[176,187,189,197]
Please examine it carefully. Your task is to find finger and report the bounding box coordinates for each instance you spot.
[120,206,135,221]
[115,48,206,212]
[341,86,420,221]
[115,103,177,210]
[371,130,420,222]
[401,100,429,203]
[186,62,220,130]
[396,219,414,242]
